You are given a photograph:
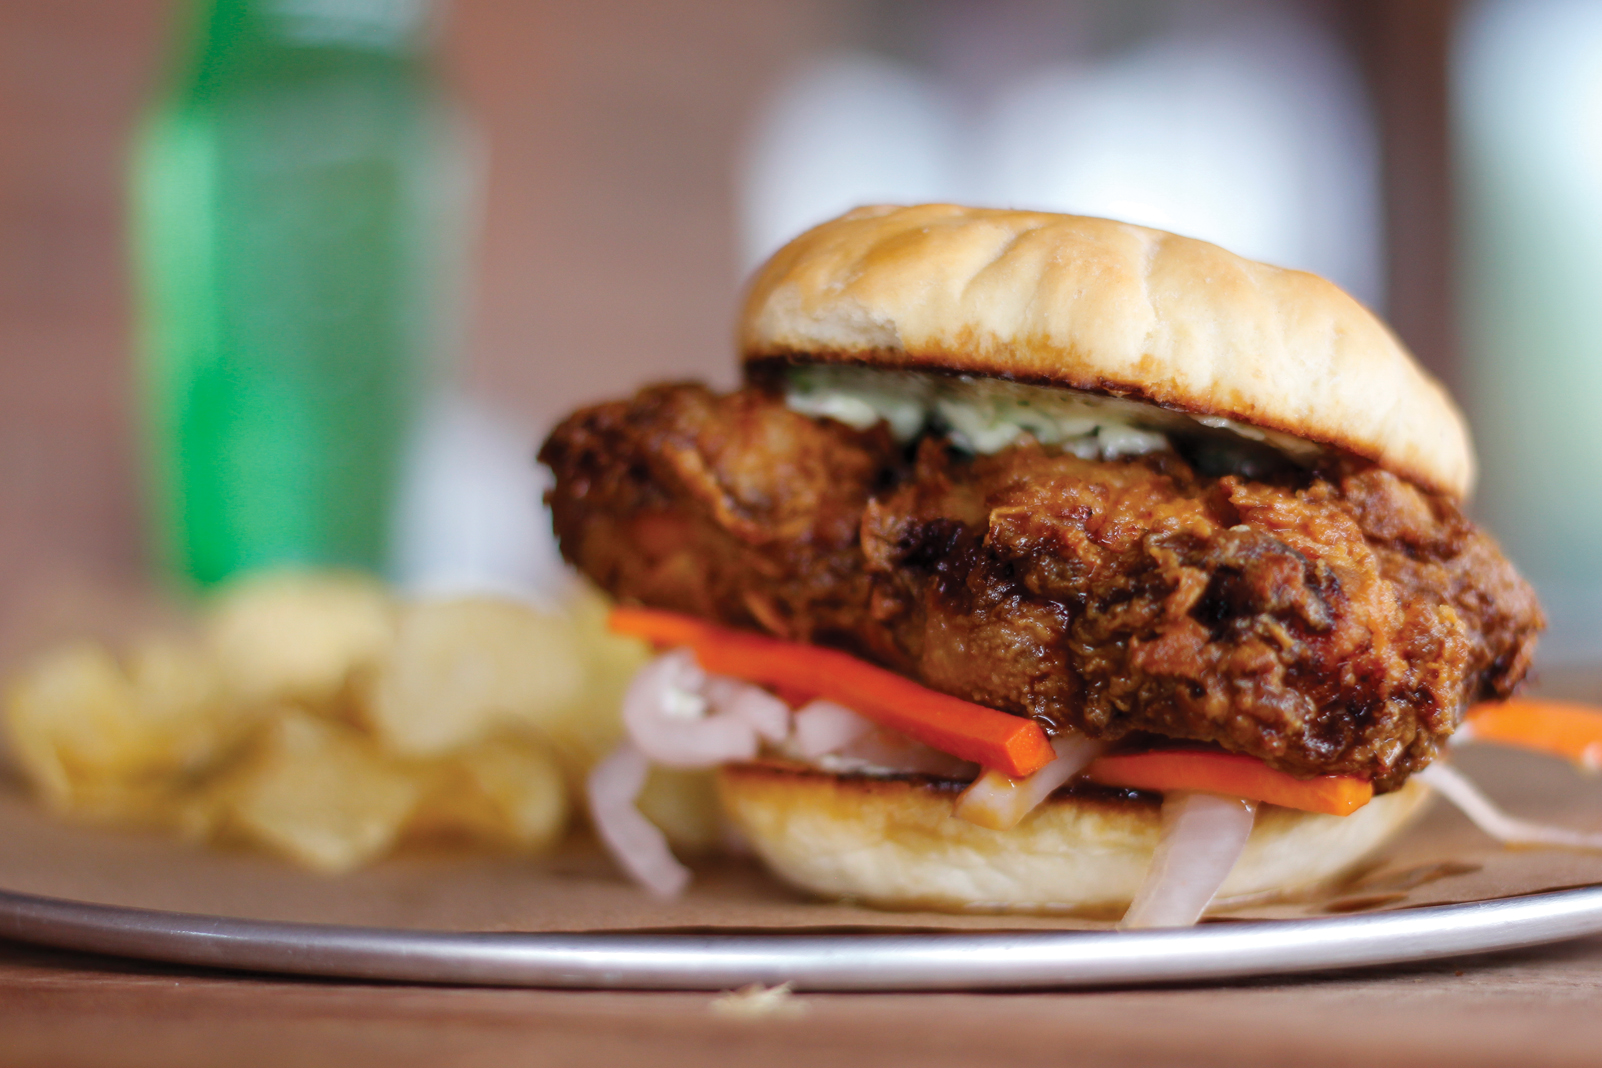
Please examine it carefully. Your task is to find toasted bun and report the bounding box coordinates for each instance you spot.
[741,204,1473,499]
[718,762,1431,915]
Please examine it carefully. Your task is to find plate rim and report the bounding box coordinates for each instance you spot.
[3,882,1602,990]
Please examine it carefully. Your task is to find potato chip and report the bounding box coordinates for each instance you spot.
[636,767,724,853]
[217,711,420,874]
[408,736,569,851]
[528,586,652,791]
[402,761,505,845]
[454,738,569,849]
[363,597,587,756]
[3,577,649,873]
[206,570,395,712]
[122,635,237,771]
[5,638,229,809]
[5,643,126,807]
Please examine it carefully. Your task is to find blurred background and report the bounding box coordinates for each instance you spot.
[0,0,1598,665]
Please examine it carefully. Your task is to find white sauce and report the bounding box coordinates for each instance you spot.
[784,365,1323,465]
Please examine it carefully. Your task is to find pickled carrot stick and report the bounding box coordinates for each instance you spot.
[1087,749,1373,816]
[609,607,1055,776]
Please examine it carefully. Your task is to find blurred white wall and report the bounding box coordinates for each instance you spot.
[736,52,963,272]
[1456,0,1602,663]
[391,394,572,604]
[977,9,1382,308]
[737,3,1384,307]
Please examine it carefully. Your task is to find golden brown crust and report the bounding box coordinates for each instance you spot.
[718,761,1432,915]
[540,385,1542,789]
[741,204,1474,499]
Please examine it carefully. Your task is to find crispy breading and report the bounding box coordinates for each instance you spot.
[539,384,1541,791]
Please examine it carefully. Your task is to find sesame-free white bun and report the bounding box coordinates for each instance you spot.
[741,204,1473,499]
[718,763,1431,915]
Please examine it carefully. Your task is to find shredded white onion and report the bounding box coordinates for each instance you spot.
[788,699,875,759]
[595,647,1019,897]
[1419,763,1602,851]
[1120,792,1259,929]
[621,649,766,768]
[597,649,807,896]
[586,742,691,899]
[953,735,1105,830]
[820,729,978,778]
[705,676,792,743]
[780,699,974,776]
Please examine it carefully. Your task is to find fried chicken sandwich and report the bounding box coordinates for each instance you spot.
[540,205,1544,925]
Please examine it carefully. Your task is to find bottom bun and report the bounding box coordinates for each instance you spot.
[717,762,1431,915]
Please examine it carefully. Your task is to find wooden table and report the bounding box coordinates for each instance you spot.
[3,931,1601,1067]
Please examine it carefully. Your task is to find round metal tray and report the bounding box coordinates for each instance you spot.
[3,883,1602,990]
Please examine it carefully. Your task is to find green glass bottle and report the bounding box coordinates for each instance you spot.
[132,0,453,588]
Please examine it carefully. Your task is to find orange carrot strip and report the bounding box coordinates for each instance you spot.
[608,607,1056,777]
[1464,700,1602,768]
[1086,750,1373,816]
[768,684,818,710]
[608,606,716,650]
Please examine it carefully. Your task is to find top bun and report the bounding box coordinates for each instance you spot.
[741,204,1473,499]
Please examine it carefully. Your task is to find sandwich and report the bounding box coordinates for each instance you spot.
[538,204,1544,925]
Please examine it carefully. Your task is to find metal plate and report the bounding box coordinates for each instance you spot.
[3,883,1602,990]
